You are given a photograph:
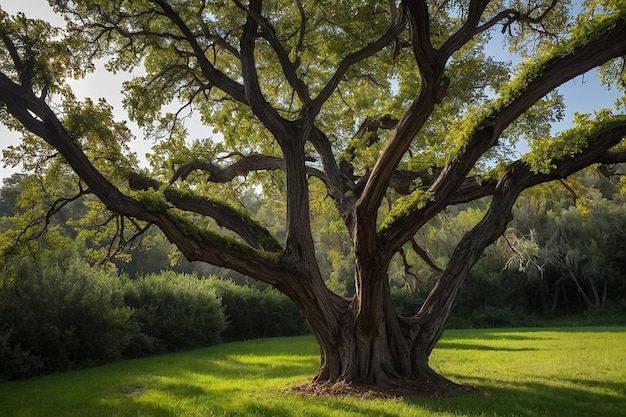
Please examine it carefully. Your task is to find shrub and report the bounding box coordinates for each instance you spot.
[122,272,226,352]
[0,253,136,379]
[0,325,43,381]
[468,306,529,328]
[205,277,308,341]
[391,288,425,317]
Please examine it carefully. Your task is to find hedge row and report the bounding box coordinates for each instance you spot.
[0,254,307,381]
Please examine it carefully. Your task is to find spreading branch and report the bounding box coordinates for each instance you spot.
[129,173,283,252]
[381,16,626,254]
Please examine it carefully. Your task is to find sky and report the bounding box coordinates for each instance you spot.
[0,0,623,181]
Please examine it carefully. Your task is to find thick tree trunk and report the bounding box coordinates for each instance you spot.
[295,266,460,393]
[296,164,533,394]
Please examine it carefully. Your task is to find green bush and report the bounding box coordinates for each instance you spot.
[1,254,309,380]
[0,253,136,379]
[206,277,308,341]
[123,272,226,352]
[0,325,43,380]
[467,306,529,328]
[391,288,425,317]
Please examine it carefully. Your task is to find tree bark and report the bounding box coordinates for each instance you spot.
[303,267,456,390]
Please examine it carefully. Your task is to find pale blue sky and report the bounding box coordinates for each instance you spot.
[0,0,623,180]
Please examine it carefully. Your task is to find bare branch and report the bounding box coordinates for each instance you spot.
[410,237,442,273]
[168,153,326,185]
[14,186,91,245]
[398,247,420,289]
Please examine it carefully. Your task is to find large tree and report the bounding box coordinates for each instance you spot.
[2,0,626,392]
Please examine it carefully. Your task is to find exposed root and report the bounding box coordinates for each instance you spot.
[291,379,476,399]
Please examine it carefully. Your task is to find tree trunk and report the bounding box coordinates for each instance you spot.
[551,277,564,313]
[292,263,461,393]
[569,271,594,309]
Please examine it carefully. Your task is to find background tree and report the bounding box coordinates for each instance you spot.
[2,0,626,393]
[503,169,626,313]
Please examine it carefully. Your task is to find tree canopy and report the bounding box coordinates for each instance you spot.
[1,0,626,393]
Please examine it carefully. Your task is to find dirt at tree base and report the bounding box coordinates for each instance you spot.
[291,380,476,399]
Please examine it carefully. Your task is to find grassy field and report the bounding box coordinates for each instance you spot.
[1,327,624,417]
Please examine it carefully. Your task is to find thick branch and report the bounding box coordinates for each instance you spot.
[415,116,626,356]
[308,127,357,226]
[249,5,310,103]
[171,154,283,183]
[168,153,326,185]
[129,174,283,252]
[0,72,287,285]
[240,0,291,138]
[382,16,626,253]
[353,2,447,253]
[403,0,440,79]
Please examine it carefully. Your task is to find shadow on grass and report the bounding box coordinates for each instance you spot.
[95,373,626,417]
[435,341,538,351]
[95,358,625,417]
[3,333,625,417]
[409,377,626,417]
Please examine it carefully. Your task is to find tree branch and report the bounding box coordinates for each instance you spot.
[0,70,287,284]
[384,113,626,258]
[439,0,491,59]
[311,13,407,114]
[14,185,91,245]
[239,0,291,138]
[381,16,626,255]
[248,3,310,104]
[414,116,626,353]
[170,154,284,184]
[168,152,327,187]
[410,237,442,273]
[153,0,248,103]
[129,174,283,252]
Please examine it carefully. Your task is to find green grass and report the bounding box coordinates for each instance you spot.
[1,327,624,417]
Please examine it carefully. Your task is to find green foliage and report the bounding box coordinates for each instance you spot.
[0,325,44,381]
[0,173,25,219]
[0,8,87,99]
[379,189,434,232]
[61,96,137,178]
[390,288,425,317]
[0,250,136,380]
[206,277,308,341]
[0,251,232,380]
[466,306,529,329]
[523,113,626,173]
[122,272,226,352]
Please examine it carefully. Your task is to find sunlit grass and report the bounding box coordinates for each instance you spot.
[1,328,624,417]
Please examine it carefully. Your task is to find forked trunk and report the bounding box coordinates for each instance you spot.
[293,166,529,395]
[297,267,463,394]
[297,178,524,394]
